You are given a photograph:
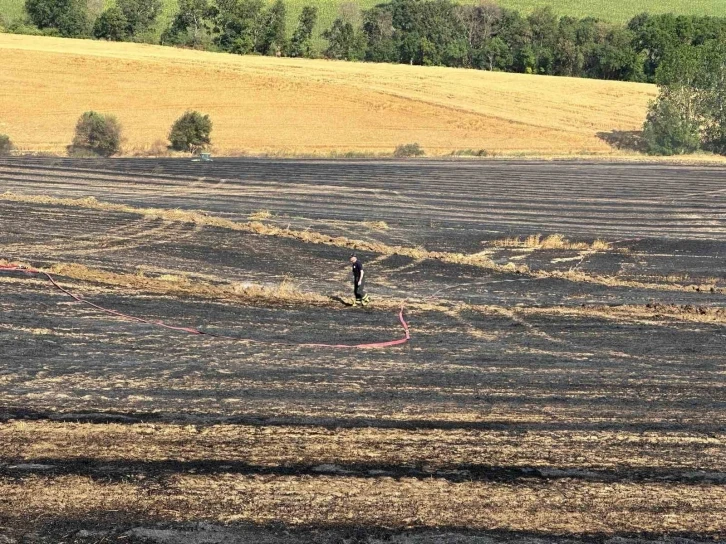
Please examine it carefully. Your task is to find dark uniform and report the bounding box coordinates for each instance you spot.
[352,258,370,305]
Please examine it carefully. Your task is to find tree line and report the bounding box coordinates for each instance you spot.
[4,0,725,83]
[10,0,319,57]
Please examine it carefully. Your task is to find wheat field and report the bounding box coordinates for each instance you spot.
[0,34,658,157]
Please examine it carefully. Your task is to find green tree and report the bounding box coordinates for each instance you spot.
[161,0,214,47]
[457,1,502,67]
[25,0,90,37]
[699,42,726,154]
[94,6,129,41]
[117,0,163,36]
[444,37,469,67]
[323,18,366,60]
[214,0,265,54]
[515,44,536,73]
[528,6,557,73]
[362,7,397,62]
[475,36,511,71]
[71,112,122,157]
[643,94,702,155]
[0,134,13,156]
[591,28,643,81]
[288,6,318,57]
[390,0,465,66]
[553,16,584,77]
[257,0,287,55]
[169,111,212,153]
[497,9,532,72]
[643,45,704,155]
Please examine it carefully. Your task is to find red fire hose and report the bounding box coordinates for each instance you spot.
[0,263,410,349]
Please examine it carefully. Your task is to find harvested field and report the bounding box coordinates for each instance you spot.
[0,34,663,157]
[1,156,726,544]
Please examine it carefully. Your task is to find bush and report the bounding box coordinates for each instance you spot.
[5,20,45,35]
[451,149,488,157]
[168,111,212,154]
[393,143,425,157]
[70,111,122,157]
[0,134,14,156]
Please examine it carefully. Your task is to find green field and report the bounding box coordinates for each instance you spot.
[2,0,724,49]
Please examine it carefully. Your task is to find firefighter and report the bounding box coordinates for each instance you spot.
[349,255,370,306]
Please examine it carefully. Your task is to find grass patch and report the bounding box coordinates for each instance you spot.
[522,302,726,326]
[491,234,612,251]
[362,220,390,231]
[249,209,273,221]
[3,192,719,295]
[46,262,329,306]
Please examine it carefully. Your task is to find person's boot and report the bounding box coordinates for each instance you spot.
[362,294,370,306]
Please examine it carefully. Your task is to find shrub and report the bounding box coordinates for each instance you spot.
[5,20,45,35]
[451,149,488,157]
[393,143,425,157]
[168,111,212,154]
[70,112,122,157]
[0,135,14,156]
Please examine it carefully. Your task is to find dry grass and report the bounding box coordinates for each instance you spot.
[523,302,726,326]
[0,34,660,156]
[541,267,720,293]
[3,192,720,296]
[2,421,725,534]
[492,233,611,251]
[248,209,272,221]
[5,420,724,471]
[46,262,329,307]
[0,191,502,271]
[362,220,390,231]
[591,238,612,251]
[2,473,725,534]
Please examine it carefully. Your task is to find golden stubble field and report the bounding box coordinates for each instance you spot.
[0,34,658,156]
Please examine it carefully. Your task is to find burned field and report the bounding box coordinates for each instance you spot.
[1,158,725,544]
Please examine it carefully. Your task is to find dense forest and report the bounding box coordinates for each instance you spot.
[4,0,726,83]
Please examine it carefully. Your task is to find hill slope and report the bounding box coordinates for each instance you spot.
[0,34,657,157]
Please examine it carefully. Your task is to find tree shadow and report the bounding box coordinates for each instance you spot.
[596,130,647,153]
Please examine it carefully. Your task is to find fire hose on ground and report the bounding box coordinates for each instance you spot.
[0,263,410,349]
